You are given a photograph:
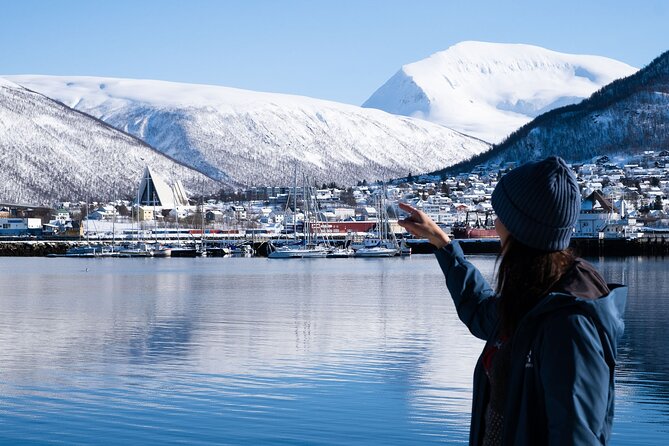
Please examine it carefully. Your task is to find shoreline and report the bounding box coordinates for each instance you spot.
[2,236,669,257]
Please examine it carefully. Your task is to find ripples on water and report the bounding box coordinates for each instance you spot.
[0,255,666,445]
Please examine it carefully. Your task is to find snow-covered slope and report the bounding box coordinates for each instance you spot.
[436,50,669,175]
[0,78,214,205]
[363,41,638,143]
[6,75,490,186]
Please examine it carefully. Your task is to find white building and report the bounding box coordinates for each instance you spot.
[0,218,42,236]
[137,167,189,217]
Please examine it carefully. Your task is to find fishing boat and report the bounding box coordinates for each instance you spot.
[452,210,498,239]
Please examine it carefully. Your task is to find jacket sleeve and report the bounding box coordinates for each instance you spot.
[434,241,498,341]
[539,313,611,446]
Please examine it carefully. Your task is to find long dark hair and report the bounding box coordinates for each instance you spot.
[496,236,575,336]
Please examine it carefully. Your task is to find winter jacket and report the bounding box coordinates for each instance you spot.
[435,241,627,446]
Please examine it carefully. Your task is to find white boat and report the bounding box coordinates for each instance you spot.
[231,243,254,256]
[353,246,399,257]
[351,185,406,258]
[268,243,329,259]
[117,242,155,257]
[152,245,172,257]
[268,170,332,259]
[49,244,117,258]
[326,247,354,258]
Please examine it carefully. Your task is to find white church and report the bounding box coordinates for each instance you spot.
[136,167,190,220]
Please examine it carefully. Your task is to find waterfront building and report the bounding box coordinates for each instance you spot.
[0,218,42,236]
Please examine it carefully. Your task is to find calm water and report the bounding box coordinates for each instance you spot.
[0,255,666,445]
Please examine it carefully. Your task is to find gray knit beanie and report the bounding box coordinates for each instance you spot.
[491,156,580,251]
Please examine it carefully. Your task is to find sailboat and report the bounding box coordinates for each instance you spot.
[353,185,401,258]
[268,174,328,259]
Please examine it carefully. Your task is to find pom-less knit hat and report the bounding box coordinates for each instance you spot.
[491,156,580,252]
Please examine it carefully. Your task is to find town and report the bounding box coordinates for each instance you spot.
[3,150,669,257]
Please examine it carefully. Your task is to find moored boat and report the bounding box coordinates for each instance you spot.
[353,246,398,257]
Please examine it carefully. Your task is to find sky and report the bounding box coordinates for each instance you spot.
[1,0,667,105]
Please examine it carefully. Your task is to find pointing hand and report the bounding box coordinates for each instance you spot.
[397,202,451,249]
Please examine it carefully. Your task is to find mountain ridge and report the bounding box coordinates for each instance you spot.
[6,75,491,187]
[437,49,669,175]
[0,78,216,205]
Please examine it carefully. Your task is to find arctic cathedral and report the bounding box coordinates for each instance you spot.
[136,167,189,219]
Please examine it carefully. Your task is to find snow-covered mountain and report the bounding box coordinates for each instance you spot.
[436,50,669,175]
[363,41,638,143]
[0,77,214,205]
[6,75,490,187]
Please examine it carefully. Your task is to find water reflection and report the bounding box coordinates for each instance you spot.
[0,256,666,444]
[586,256,669,444]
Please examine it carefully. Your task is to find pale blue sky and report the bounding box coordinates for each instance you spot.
[2,0,667,105]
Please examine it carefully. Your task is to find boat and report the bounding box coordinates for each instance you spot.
[203,243,232,257]
[353,246,398,257]
[230,243,254,256]
[452,210,498,239]
[116,242,155,257]
[268,171,331,259]
[268,243,329,258]
[352,187,402,257]
[326,247,354,258]
[169,244,198,257]
[152,245,172,257]
[49,244,117,258]
[399,239,412,256]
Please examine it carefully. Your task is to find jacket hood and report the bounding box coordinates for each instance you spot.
[527,260,627,354]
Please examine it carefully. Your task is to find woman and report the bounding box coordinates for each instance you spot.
[398,156,626,446]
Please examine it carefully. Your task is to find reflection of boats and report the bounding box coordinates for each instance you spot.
[452,211,498,239]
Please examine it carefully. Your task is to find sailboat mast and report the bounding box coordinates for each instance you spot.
[293,165,298,243]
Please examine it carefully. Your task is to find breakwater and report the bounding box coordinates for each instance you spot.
[0,241,71,256]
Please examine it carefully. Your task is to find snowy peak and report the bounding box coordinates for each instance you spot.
[363,41,638,143]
